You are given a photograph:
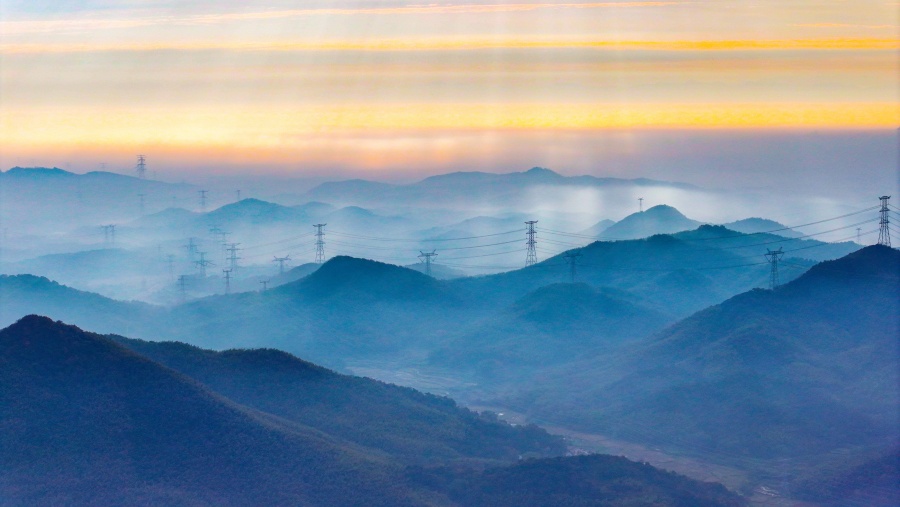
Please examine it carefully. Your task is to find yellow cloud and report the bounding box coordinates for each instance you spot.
[2,103,895,153]
[2,38,897,54]
[0,3,687,35]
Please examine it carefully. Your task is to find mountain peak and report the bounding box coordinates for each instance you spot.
[524,166,560,176]
[600,204,701,239]
[643,204,684,216]
[4,166,74,178]
[290,256,442,300]
[789,244,899,287]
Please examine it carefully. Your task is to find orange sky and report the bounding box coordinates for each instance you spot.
[0,1,897,174]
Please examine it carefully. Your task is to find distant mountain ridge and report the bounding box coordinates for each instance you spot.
[304,167,699,208]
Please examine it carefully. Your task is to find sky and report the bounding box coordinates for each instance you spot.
[0,0,897,196]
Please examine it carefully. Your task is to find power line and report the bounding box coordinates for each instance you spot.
[328,229,521,243]
[687,206,881,241]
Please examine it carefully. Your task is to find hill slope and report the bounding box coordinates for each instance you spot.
[0,316,422,506]
[513,246,900,493]
[600,205,702,240]
[113,335,565,464]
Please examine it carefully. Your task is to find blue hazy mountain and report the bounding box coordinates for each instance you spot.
[0,229,830,364]
[450,232,778,317]
[0,167,194,230]
[410,454,744,507]
[431,283,671,378]
[0,316,424,506]
[304,167,698,208]
[598,204,703,239]
[672,224,859,262]
[0,275,158,334]
[510,245,899,498]
[0,248,168,299]
[578,218,616,237]
[113,334,564,463]
[404,261,467,279]
[1,316,744,506]
[131,198,408,240]
[721,217,802,238]
[133,198,335,229]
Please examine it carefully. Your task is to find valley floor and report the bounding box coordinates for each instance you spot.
[347,359,821,507]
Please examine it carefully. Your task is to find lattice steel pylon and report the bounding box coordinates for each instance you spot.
[525,221,538,266]
[765,247,784,290]
[564,250,582,283]
[419,250,437,276]
[314,223,327,264]
[136,155,146,179]
[878,196,891,247]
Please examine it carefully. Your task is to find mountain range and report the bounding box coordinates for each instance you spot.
[0,315,745,506]
[303,167,698,209]
[504,245,899,501]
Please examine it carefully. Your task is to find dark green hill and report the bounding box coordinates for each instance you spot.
[512,246,899,493]
[1,316,747,506]
[410,454,745,507]
[431,283,671,378]
[451,232,771,317]
[600,205,702,240]
[0,316,422,506]
[793,449,900,506]
[160,256,466,362]
[286,255,447,302]
[0,275,159,335]
[672,224,858,262]
[113,335,565,464]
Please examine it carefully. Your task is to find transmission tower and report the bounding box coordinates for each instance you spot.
[857,227,862,245]
[878,196,891,247]
[138,193,146,215]
[184,237,198,262]
[166,254,175,280]
[136,155,146,179]
[235,189,241,202]
[314,223,327,263]
[101,224,117,245]
[226,243,241,271]
[198,190,208,212]
[564,250,583,283]
[765,247,784,290]
[223,269,232,294]
[419,250,437,276]
[273,255,291,275]
[260,279,269,291]
[178,275,187,302]
[639,197,644,213]
[195,251,213,278]
[525,220,538,266]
